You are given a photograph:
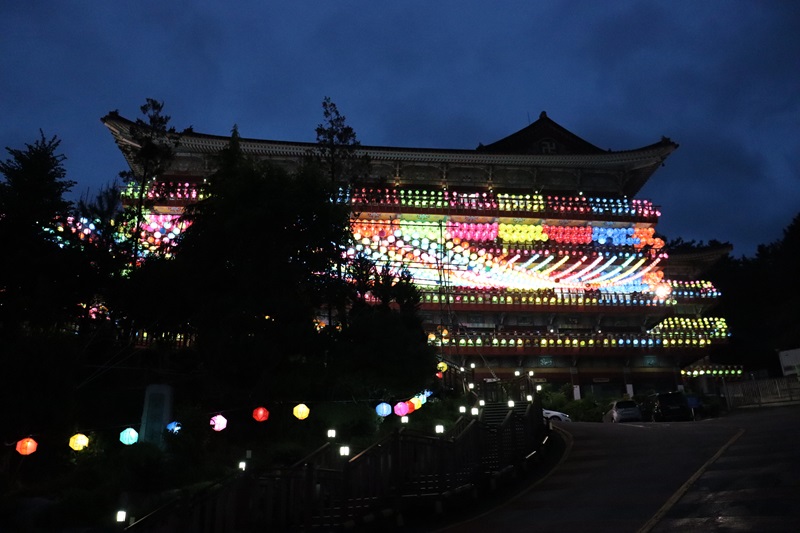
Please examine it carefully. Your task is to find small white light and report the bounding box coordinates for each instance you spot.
[339,446,350,456]
[327,429,336,439]
[401,416,409,424]
[238,461,246,471]
[536,385,542,391]
[470,363,476,369]
[435,425,445,434]
[471,407,479,416]
[514,370,521,376]
[468,382,475,390]
[508,400,515,408]
[526,395,533,402]
[459,406,466,413]
[528,370,534,376]
[460,367,465,372]
[116,511,127,523]
[479,400,485,406]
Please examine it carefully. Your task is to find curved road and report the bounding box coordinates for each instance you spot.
[436,405,800,533]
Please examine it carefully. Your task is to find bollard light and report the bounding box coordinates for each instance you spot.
[468,382,475,390]
[515,370,521,376]
[435,425,444,434]
[507,400,515,408]
[239,461,246,471]
[479,399,485,406]
[327,429,336,439]
[470,363,476,369]
[471,407,479,416]
[401,416,409,424]
[526,395,533,402]
[536,385,542,391]
[116,510,127,523]
[339,446,350,456]
[528,370,534,376]
[459,406,466,413]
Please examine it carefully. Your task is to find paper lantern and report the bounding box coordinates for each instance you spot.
[437,362,448,372]
[69,433,89,451]
[16,437,37,455]
[375,402,392,417]
[405,400,416,414]
[210,414,228,431]
[120,428,138,445]
[252,406,270,422]
[166,421,181,434]
[409,397,422,410]
[293,403,310,420]
[394,401,409,417]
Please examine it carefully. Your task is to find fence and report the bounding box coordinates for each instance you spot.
[125,398,549,532]
[722,376,800,408]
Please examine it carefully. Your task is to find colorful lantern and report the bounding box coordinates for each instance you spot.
[405,400,416,414]
[252,406,270,422]
[16,437,37,456]
[166,421,181,434]
[69,433,89,451]
[375,402,392,417]
[210,414,227,431]
[437,362,448,372]
[293,403,310,420]
[409,397,423,410]
[394,401,409,417]
[119,428,138,445]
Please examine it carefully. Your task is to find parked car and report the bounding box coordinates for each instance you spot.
[641,391,694,422]
[603,399,643,423]
[542,409,571,422]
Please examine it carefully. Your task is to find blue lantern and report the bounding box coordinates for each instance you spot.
[166,421,181,434]
[375,402,392,417]
[120,427,138,445]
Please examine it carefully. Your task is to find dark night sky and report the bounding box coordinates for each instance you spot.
[2,1,798,257]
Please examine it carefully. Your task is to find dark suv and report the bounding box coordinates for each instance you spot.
[642,391,694,422]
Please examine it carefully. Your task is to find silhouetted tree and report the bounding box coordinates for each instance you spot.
[116,99,182,265]
[0,131,81,333]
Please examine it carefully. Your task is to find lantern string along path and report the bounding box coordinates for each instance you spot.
[11,360,446,457]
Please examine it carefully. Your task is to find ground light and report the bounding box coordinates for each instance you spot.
[239,461,246,471]
[327,429,336,439]
[116,510,126,523]
[435,425,444,434]
[339,446,350,457]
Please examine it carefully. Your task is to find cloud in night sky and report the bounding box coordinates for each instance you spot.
[1,1,798,256]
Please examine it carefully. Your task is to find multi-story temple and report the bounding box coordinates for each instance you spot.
[102,111,728,398]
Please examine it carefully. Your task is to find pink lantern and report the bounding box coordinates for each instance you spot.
[16,437,37,456]
[210,414,228,431]
[252,406,270,422]
[394,401,409,417]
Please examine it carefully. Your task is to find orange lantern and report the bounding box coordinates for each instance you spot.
[16,437,38,456]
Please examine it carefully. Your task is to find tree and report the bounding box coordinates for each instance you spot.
[0,131,81,332]
[116,99,181,265]
[314,96,369,183]
[168,126,353,404]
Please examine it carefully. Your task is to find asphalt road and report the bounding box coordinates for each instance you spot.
[436,404,800,533]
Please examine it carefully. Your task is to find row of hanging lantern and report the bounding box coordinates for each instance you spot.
[650,317,729,337]
[681,366,744,378]
[420,291,677,307]
[345,187,659,219]
[430,329,728,349]
[13,404,305,456]
[353,219,663,252]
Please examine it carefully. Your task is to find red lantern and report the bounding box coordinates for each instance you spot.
[405,400,416,414]
[252,406,270,422]
[16,437,38,456]
[436,371,444,379]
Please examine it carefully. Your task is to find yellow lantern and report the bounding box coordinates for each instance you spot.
[437,362,448,372]
[69,433,89,451]
[293,403,310,420]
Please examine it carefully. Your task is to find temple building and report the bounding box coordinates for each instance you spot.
[102,111,728,398]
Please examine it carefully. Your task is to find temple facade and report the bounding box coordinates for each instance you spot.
[102,111,728,398]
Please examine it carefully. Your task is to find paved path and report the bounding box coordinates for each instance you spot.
[436,405,800,533]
